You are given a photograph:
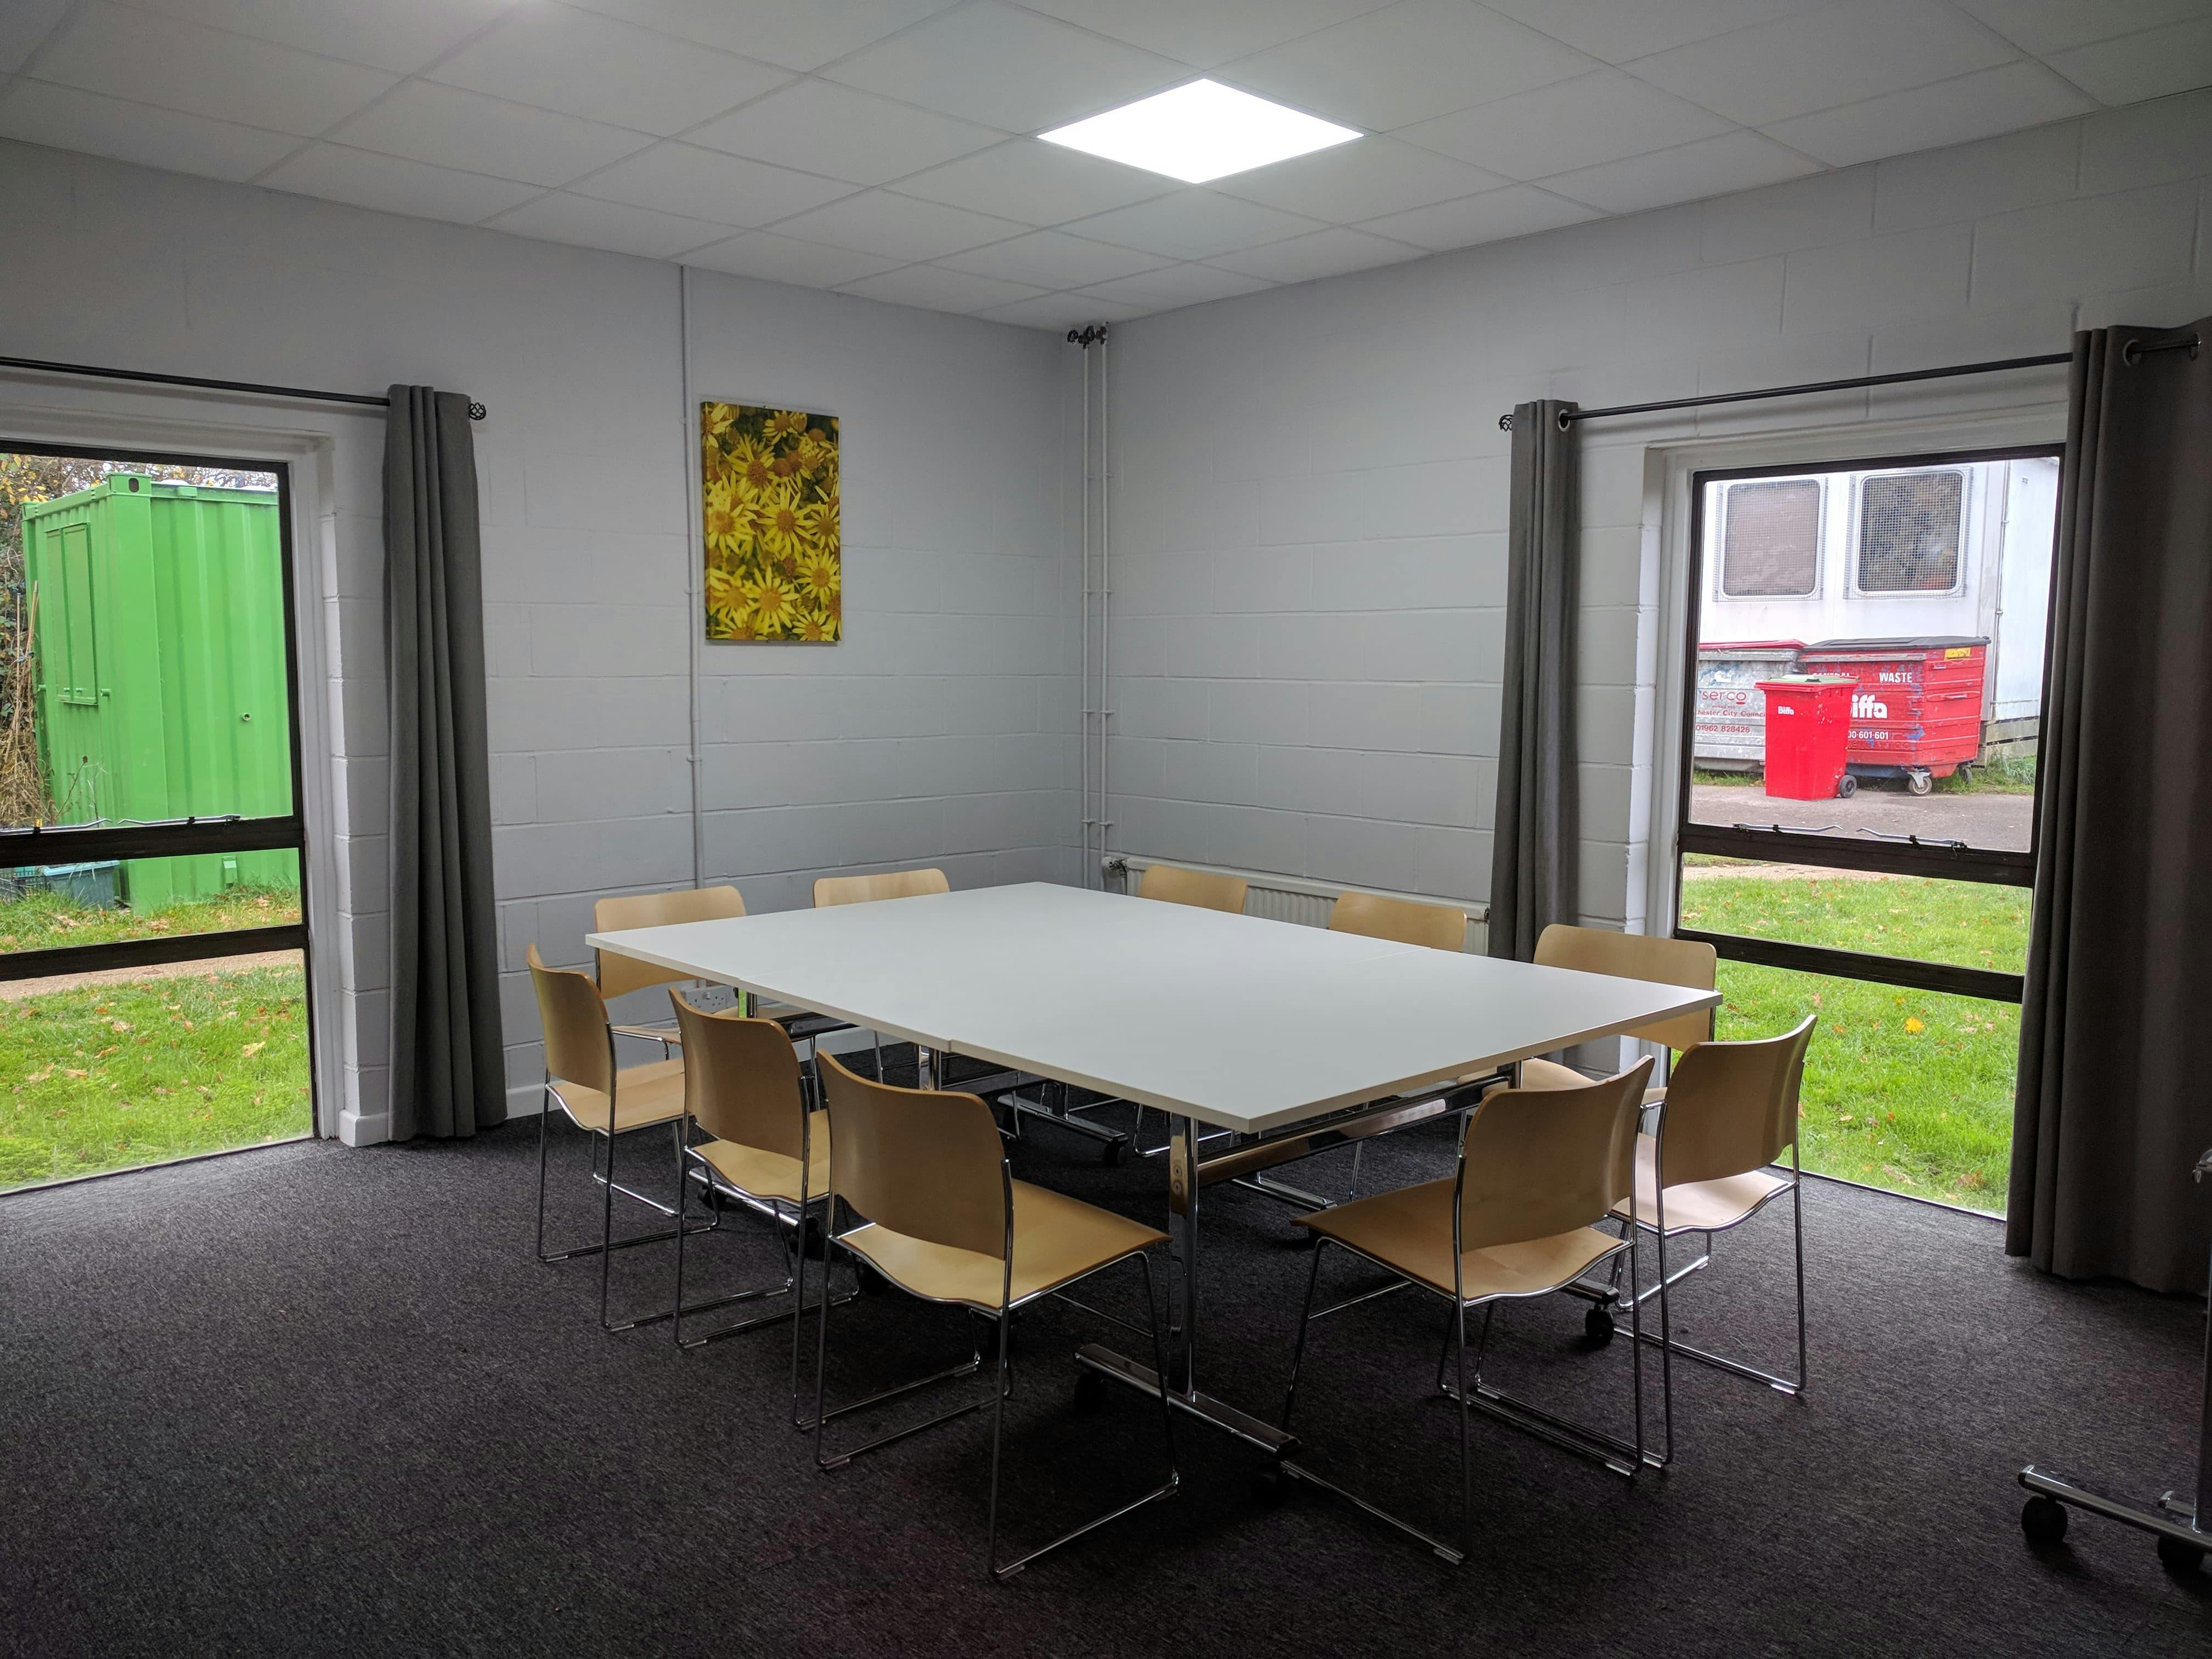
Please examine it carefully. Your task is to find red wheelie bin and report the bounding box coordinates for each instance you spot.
[1754,675,1858,800]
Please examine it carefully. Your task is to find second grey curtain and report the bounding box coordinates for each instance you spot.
[1488,399,1579,961]
[2007,319,2212,1296]
[385,386,504,1142]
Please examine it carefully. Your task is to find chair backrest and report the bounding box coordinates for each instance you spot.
[668,991,805,1160]
[1652,1016,1818,1188]
[815,1051,1008,1261]
[812,868,951,908]
[528,943,613,1095]
[1329,891,1468,952]
[1533,923,1718,1053]
[593,885,747,1000]
[1138,863,1248,914]
[1454,1058,1652,1251]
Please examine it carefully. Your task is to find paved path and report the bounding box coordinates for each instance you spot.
[0,949,301,1002]
[1692,782,2033,851]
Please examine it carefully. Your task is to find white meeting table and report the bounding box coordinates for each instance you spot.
[589,881,1720,1458]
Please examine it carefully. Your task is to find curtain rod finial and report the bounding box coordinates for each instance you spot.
[467,401,487,421]
[1498,413,1514,431]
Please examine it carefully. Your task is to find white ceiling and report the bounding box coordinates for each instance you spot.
[2,0,2207,331]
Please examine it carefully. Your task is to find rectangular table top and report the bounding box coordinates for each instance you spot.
[588,882,1719,1137]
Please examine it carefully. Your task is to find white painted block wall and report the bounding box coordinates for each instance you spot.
[0,138,1081,1135]
[1104,89,2212,933]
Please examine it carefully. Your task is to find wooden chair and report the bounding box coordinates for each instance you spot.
[1137,863,1248,914]
[596,884,842,1047]
[668,992,850,1421]
[808,1051,1180,1580]
[1278,1060,1655,1563]
[1607,1017,1818,1464]
[812,867,950,907]
[527,944,705,1333]
[1521,924,1718,1095]
[1328,891,1469,953]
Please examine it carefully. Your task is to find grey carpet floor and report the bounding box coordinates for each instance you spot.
[2,1085,2207,1658]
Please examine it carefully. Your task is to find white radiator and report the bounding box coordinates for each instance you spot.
[1107,855,1488,954]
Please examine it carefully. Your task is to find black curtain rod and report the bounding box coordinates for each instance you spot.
[0,354,486,420]
[1497,351,2073,432]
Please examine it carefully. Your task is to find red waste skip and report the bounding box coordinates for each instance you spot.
[1756,676,1858,800]
[1798,636,1989,795]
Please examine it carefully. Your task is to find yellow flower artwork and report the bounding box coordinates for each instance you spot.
[700,402,839,643]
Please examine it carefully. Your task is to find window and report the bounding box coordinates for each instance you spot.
[1857,469,1964,593]
[1675,444,2062,1215]
[1719,478,1820,596]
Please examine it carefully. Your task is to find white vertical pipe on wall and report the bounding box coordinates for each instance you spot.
[1079,342,1093,885]
[679,265,704,888]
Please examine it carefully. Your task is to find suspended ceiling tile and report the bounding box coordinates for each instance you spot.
[1399,69,1732,182]
[486,190,733,258]
[1623,0,2022,128]
[1357,182,1601,250]
[1204,224,1424,281]
[0,77,300,181]
[1015,1,1397,69]
[1539,129,1820,213]
[119,0,518,75]
[573,142,855,227]
[835,263,1049,314]
[0,0,72,75]
[1762,60,2096,167]
[893,139,1176,224]
[33,2,396,136]
[2045,18,2212,104]
[680,230,905,287]
[430,6,790,137]
[565,0,963,74]
[1209,136,1509,221]
[938,228,1172,286]
[331,82,655,188]
[1061,190,1325,259]
[822,2,1187,134]
[1951,0,2212,57]
[1217,0,1596,132]
[260,142,541,222]
[1479,0,1827,64]
[687,81,1002,188]
[974,291,1149,331]
[1077,262,1277,307]
[769,189,1031,261]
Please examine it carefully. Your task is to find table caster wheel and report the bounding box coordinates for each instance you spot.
[1584,1305,1616,1346]
[2156,1534,2206,1577]
[2020,1494,2068,1545]
[1102,1138,1127,1168]
[1251,1465,1288,1504]
[1073,1370,1106,1414]
[854,1262,890,1296]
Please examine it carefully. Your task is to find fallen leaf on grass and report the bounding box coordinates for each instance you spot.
[1904,1017,1925,1034]
[240,1041,266,1058]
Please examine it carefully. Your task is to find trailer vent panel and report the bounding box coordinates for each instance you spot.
[1858,469,1963,592]
[1720,478,1821,597]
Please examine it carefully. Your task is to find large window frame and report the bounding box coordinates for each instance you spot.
[1673,442,2062,1006]
[0,441,315,1054]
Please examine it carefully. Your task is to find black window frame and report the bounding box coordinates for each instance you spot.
[1,439,313,1003]
[1674,441,2062,1005]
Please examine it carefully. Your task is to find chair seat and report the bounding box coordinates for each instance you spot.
[1611,1133,1787,1233]
[839,1180,1165,1312]
[694,1111,831,1205]
[549,1057,687,1135]
[1295,1178,1626,1302]
[1506,1056,1667,1105]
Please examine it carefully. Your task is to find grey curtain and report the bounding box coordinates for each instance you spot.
[2007,319,2212,1295]
[385,387,504,1141]
[1488,399,1579,961]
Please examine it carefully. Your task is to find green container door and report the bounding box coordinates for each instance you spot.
[22,477,294,907]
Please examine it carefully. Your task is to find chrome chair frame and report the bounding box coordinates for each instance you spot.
[1277,1105,1649,1566]
[808,1153,1181,1581]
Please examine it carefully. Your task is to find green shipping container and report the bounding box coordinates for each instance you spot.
[22,475,295,908]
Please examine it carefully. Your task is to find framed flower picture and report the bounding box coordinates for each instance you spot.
[699,402,840,642]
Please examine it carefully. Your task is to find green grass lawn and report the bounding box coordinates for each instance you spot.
[1681,868,2027,1211]
[1,886,309,1190]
